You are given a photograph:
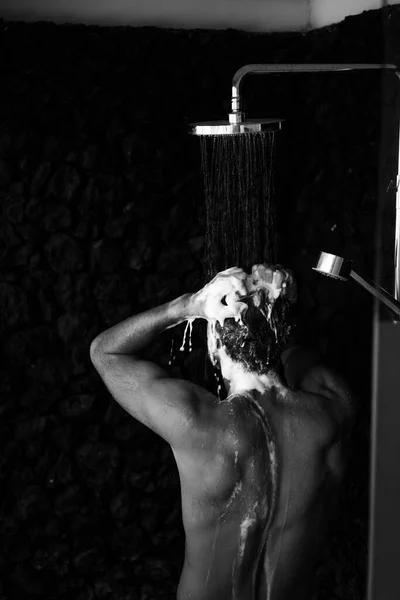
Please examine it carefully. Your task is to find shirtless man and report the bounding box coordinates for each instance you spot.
[90,264,353,600]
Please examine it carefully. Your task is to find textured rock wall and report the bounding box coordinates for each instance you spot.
[0,8,399,599]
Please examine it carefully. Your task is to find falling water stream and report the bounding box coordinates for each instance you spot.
[170,131,279,394]
[198,131,283,598]
[200,131,278,281]
[167,131,287,597]
[170,131,278,361]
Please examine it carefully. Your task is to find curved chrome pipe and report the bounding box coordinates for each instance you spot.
[230,63,398,122]
[191,63,397,130]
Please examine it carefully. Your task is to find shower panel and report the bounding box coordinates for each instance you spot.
[190,63,400,302]
[190,64,400,600]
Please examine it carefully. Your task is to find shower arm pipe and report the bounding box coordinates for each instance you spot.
[230,63,398,119]
[350,270,400,317]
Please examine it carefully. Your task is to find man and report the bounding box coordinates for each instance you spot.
[90,264,353,600]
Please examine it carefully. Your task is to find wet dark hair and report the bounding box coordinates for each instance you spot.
[215,290,293,375]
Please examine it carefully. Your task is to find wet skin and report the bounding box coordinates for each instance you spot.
[89,267,353,600]
[173,368,352,600]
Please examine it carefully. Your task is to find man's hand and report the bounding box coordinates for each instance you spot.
[191,267,249,326]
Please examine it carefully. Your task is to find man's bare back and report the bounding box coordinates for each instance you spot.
[90,265,353,600]
[173,374,349,600]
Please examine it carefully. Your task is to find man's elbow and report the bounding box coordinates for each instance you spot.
[90,335,105,366]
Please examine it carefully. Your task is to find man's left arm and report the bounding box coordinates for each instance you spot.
[90,293,206,448]
[90,267,248,448]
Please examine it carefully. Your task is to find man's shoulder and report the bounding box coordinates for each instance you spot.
[281,344,352,404]
[300,364,350,398]
[281,344,320,389]
[299,364,355,430]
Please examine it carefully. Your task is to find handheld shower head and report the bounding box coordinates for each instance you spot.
[312,251,352,281]
[313,252,400,317]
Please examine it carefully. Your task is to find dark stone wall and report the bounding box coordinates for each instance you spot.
[0,7,399,599]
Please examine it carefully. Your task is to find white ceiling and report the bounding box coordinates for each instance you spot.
[0,0,396,31]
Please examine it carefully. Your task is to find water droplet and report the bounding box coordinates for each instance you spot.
[188,319,193,352]
[168,336,175,366]
[180,320,191,352]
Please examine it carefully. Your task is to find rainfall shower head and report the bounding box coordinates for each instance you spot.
[189,117,282,136]
[313,252,400,317]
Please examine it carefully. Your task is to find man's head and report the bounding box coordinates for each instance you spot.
[207,264,297,376]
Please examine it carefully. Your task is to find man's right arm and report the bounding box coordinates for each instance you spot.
[282,345,354,429]
[300,364,355,432]
[281,344,321,390]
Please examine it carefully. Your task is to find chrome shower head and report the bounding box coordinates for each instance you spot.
[313,251,400,317]
[312,252,352,281]
[189,117,283,136]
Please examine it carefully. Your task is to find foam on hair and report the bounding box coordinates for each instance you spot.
[209,289,294,375]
